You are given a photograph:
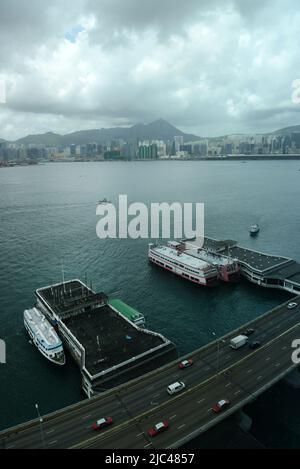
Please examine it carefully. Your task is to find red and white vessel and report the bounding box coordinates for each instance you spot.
[182,239,240,283]
[148,242,219,287]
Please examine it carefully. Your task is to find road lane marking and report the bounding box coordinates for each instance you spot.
[82,415,91,420]
[225,383,231,388]
[169,415,177,420]
[71,319,300,449]
[282,346,288,350]
[153,393,160,398]
[235,390,241,395]
[48,440,58,446]
[266,357,271,361]
[144,443,151,448]
[147,385,154,391]
[247,369,253,374]
[178,424,186,430]
[198,398,205,404]
[7,445,15,449]
[275,363,281,367]
[46,429,55,435]
[136,432,144,437]
[257,376,263,380]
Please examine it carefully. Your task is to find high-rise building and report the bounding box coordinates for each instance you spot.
[224,143,233,155]
[138,143,158,159]
[69,144,77,156]
[87,143,97,157]
[174,136,184,154]
[121,142,137,160]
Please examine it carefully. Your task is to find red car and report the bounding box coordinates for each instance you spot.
[212,399,230,413]
[92,416,113,430]
[179,358,193,369]
[148,420,169,437]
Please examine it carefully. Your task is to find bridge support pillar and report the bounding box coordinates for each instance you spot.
[284,367,300,388]
[236,409,253,432]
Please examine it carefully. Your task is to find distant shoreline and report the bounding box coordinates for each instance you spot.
[71,154,300,162]
[2,154,300,167]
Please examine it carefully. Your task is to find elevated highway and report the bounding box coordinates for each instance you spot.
[1,296,300,449]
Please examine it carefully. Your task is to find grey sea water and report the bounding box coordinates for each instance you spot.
[0,160,299,447]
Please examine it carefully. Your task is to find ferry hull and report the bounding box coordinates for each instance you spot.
[148,255,219,287]
[218,266,241,283]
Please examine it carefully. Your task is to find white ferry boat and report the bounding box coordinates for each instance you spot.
[148,242,219,287]
[24,307,66,365]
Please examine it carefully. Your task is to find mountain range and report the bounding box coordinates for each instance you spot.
[1,120,300,146]
[1,119,199,147]
[272,124,300,135]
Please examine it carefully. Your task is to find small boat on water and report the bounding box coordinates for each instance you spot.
[97,198,111,205]
[250,224,260,236]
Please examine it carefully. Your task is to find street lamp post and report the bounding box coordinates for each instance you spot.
[212,332,227,375]
[212,332,223,374]
[35,403,46,449]
[217,340,220,374]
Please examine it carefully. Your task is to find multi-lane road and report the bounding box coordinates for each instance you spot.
[1,296,300,449]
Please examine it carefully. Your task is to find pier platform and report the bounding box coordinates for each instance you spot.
[35,280,178,397]
[200,237,300,294]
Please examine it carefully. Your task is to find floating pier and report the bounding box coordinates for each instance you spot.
[35,280,177,397]
[195,237,300,294]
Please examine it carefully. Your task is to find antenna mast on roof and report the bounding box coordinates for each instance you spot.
[61,260,67,295]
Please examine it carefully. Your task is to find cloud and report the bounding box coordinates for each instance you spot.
[0,0,300,139]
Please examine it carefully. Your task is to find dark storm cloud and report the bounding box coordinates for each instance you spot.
[0,0,300,139]
[0,0,83,67]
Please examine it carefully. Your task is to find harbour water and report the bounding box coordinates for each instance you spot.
[0,160,300,447]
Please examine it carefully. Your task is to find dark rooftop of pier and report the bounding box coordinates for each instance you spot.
[264,260,300,284]
[36,280,166,377]
[228,246,291,273]
[190,237,292,273]
[63,304,165,377]
[36,280,108,318]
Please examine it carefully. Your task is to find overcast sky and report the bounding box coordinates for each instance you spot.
[1,0,300,140]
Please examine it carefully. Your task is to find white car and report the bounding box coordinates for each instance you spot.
[167,381,186,395]
[288,302,298,310]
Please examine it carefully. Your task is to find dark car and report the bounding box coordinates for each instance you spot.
[243,328,255,337]
[249,341,261,350]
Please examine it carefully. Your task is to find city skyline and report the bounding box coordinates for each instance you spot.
[2,117,300,164]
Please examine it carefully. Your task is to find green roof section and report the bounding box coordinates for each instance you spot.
[108,299,145,324]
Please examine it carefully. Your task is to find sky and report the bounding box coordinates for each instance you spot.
[1,0,300,140]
